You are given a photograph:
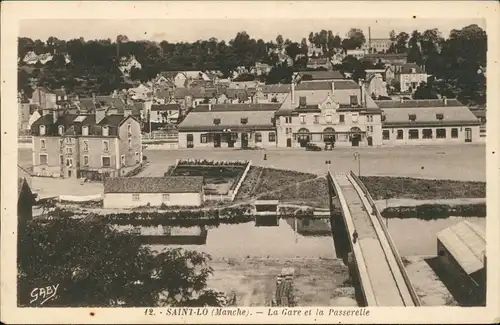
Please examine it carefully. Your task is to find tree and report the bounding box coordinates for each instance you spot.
[342,28,366,50]
[308,32,314,45]
[389,30,396,41]
[18,69,34,98]
[18,213,220,307]
[394,32,410,54]
[276,35,284,50]
[413,81,439,99]
[300,38,308,54]
[285,42,302,64]
[407,30,423,65]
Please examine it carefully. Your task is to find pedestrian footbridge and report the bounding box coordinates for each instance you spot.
[327,171,421,307]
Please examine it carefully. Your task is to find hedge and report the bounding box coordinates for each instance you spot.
[380,203,486,220]
[177,159,249,167]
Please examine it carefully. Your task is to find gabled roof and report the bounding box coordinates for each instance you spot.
[375,99,464,108]
[296,80,359,91]
[174,87,216,99]
[262,84,292,94]
[382,105,481,127]
[178,109,276,132]
[193,103,280,112]
[104,176,204,194]
[298,70,344,80]
[400,63,426,74]
[437,221,485,275]
[151,104,181,111]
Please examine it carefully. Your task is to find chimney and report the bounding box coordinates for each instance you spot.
[331,81,335,94]
[52,109,58,124]
[358,79,364,106]
[299,96,307,107]
[291,81,295,105]
[123,107,132,118]
[95,108,106,124]
[400,97,404,103]
[443,96,448,106]
[208,104,212,111]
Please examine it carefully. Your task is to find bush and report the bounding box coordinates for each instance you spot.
[381,203,486,220]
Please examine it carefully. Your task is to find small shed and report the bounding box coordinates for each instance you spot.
[436,221,486,305]
[103,176,204,209]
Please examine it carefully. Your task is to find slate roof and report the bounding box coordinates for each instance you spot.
[400,63,426,74]
[375,99,464,109]
[178,109,276,132]
[104,176,204,194]
[437,221,486,275]
[193,103,280,112]
[151,104,181,111]
[382,105,481,127]
[298,70,344,80]
[174,87,216,99]
[262,84,292,94]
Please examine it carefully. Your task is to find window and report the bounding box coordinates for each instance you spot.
[39,125,46,135]
[269,132,276,142]
[127,124,132,135]
[285,117,292,124]
[350,95,358,106]
[255,132,262,142]
[409,114,416,121]
[162,194,170,202]
[286,128,292,135]
[39,154,48,165]
[436,113,444,121]
[102,126,109,136]
[409,129,419,139]
[397,129,404,140]
[314,115,319,124]
[83,155,89,166]
[339,114,345,123]
[58,125,64,135]
[59,154,63,165]
[65,147,73,155]
[102,156,111,167]
[66,158,73,167]
[299,115,306,124]
[213,118,221,125]
[241,117,248,124]
[352,114,358,123]
[135,152,140,163]
[65,137,72,144]
[423,129,433,139]
[326,114,332,124]
[121,155,125,166]
[59,139,63,148]
[103,140,109,152]
[436,128,446,139]
[382,130,390,140]
[40,139,46,149]
[132,194,140,201]
[451,128,458,138]
[83,140,89,152]
[201,134,207,143]
[128,139,132,150]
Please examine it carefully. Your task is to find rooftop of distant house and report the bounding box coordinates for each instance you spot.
[400,63,426,74]
[104,176,204,194]
[151,103,181,111]
[375,98,464,109]
[298,70,344,81]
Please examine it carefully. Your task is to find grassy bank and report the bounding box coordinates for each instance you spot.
[360,176,485,200]
[381,203,486,220]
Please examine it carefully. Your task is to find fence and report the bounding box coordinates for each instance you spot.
[229,161,252,201]
[349,171,422,306]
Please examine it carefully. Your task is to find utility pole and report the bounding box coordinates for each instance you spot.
[353,152,361,176]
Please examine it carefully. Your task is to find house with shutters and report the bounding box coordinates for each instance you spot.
[397,63,428,93]
[376,98,481,145]
[30,107,142,180]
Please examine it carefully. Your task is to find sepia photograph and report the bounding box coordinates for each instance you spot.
[1,1,499,324]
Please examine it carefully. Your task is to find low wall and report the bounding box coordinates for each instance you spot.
[58,194,103,202]
[349,171,422,306]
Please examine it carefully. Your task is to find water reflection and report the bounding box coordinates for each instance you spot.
[285,217,332,237]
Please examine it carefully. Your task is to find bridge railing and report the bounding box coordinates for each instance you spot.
[349,171,422,306]
[327,172,376,307]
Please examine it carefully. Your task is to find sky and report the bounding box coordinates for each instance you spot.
[19,18,486,43]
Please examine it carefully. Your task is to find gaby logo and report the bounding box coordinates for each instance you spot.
[30,284,60,305]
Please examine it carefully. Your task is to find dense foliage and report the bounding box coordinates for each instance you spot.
[18,214,221,307]
[381,203,486,220]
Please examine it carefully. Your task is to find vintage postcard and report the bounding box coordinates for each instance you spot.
[1,0,499,324]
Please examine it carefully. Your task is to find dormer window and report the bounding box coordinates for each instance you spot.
[409,114,417,121]
[82,125,89,136]
[64,95,67,100]
[39,125,46,135]
[102,126,109,136]
[299,97,307,107]
[436,113,444,120]
[350,95,359,106]
[213,118,221,125]
[58,125,64,135]
[381,115,387,122]
[58,96,62,101]
[241,117,248,124]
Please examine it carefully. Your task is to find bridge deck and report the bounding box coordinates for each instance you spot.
[335,173,413,306]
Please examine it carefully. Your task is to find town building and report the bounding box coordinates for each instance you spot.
[18,100,32,132]
[150,104,181,125]
[103,176,204,208]
[376,99,481,145]
[30,87,57,110]
[470,107,486,140]
[362,38,394,53]
[365,72,388,98]
[275,79,383,148]
[345,49,366,60]
[398,63,428,93]
[173,71,211,88]
[364,53,408,66]
[252,62,272,76]
[177,103,281,149]
[118,55,142,76]
[306,58,332,70]
[255,84,292,104]
[30,108,143,179]
[437,221,486,306]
